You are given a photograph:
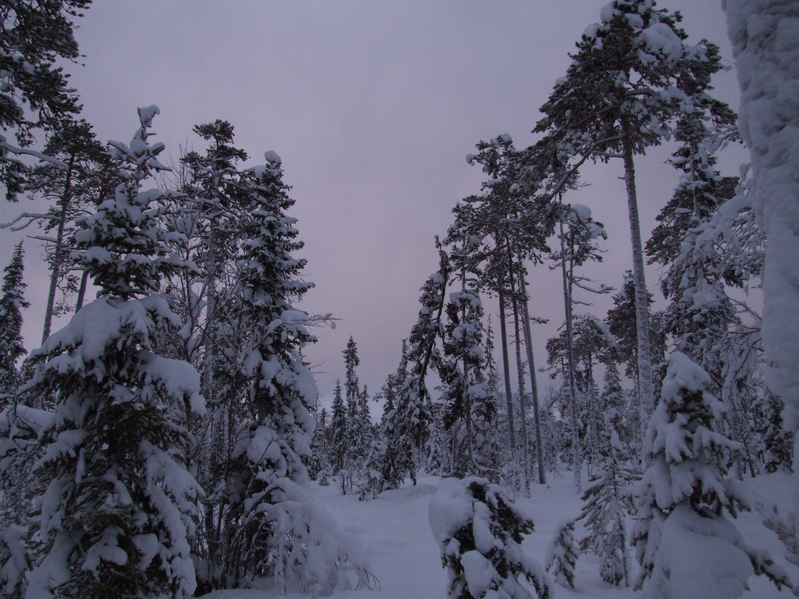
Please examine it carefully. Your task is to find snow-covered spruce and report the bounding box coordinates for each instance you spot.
[0,243,29,406]
[24,107,205,599]
[214,149,372,591]
[429,477,550,599]
[577,430,637,587]
[0,405,54,598]
[545,519,578,590]
[633,351,790,598]
[381,247,450,488]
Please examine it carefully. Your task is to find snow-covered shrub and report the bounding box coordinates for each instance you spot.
[224,477,372,595]
[545,519,578,589]
[633,351,791,598]
[429,477,550,599]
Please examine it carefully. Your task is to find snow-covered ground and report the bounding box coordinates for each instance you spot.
[200,471,797,599]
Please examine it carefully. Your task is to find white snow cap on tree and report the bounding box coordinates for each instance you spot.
[723,0,799,429]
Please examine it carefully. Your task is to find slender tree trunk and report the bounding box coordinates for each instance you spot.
[498,288,516,461]
[460,270,474,471]
[559,219,582,491]
[42,156,75,343]
[518,270,546,484]
[510,290,530,495]
[621,127,655,460]
[74,270,89,312]
[507,246,530,496]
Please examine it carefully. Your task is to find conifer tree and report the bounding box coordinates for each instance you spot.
[440,270,486,477]
[578,425,637,587]
[633,352,790,597]
[25,107,204,599]
[343,336,363,485]
[0,242,32,598]
[218,149,317,583]
[545,520,578,590]
[21,119,115,343]
[381,245,451,487]
[0,243,29,405]
[0,0,90,199]
[330,378,348,479]
[536,0,730,435]
[430,478,551,599]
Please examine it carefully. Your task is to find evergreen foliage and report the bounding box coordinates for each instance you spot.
[25,107,204,599]
[0,243,28,404]
[0,0,90,199]
[578,429,637,586]
[430,478,551,599]
[633,352,790,597]
[381,245,450,487]
[544,520,578,590]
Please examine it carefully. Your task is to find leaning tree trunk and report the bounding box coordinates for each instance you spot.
[42,155,75,344]
[621,126,656,460]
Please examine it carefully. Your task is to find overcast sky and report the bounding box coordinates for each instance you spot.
[0,0,747,410]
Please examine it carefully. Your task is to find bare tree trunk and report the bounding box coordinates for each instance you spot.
[74,270,89,312]
[518,271,546,485]
[507,247,531,496]
[559,219,582,491]
[498,287,516,462]
[621,128,655,460]
[42,156,75,343]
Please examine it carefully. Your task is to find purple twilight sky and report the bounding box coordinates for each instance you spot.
[0,1,749,412]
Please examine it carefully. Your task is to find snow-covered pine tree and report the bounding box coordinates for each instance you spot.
[758,391,793,474]
[430,478,551,599]
[0,243,29,406]
[311,406,332,485]
[458,134,552,488]
[723,0,799,476]
[605,271,667,451]
[549,201,609,487]
[0,243,34,598]
[0,0,89,199]
[599,357,637,454]
[544,520,578,590]
[536,0,729,438]
[330,378,348,482]
[633,352,790,598]
[0,404,53,599]
[25,106,205,599]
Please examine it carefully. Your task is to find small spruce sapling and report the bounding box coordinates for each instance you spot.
[545,519,578,590]
[633,352,791,598]
[430,477,550,599]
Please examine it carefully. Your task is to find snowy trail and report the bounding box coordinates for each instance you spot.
[203,472,797,599]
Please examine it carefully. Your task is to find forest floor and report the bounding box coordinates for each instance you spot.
[201,469,797,599]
